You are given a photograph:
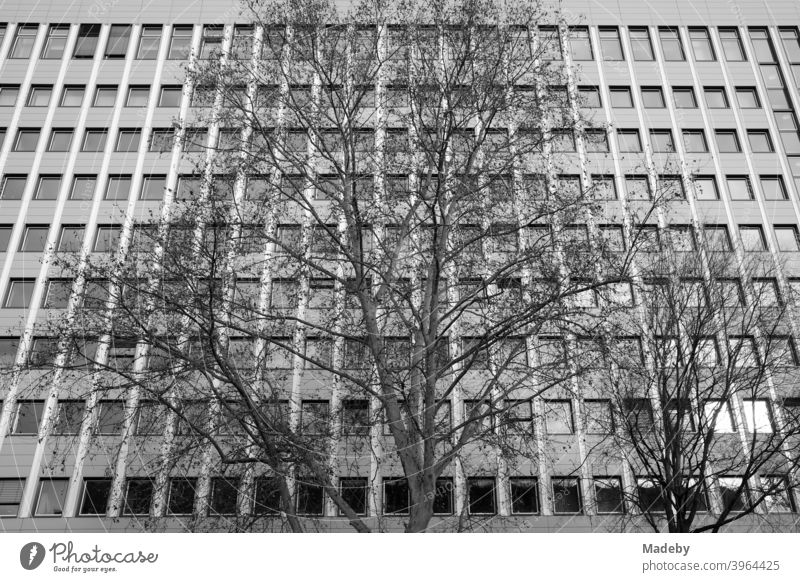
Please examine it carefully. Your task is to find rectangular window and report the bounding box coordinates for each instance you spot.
[93,226,122,252]
[693,176,718,200]
[4,279,36,309]
[209,478,239,515]
[552,477,582,514]
[760,476,795,513]
[704,87,729,108]
[650,129,675,153]
[735,87,760,108]
[718,477,747,512]
[296,481,324,515]
[20,225,49,252]
[594,477,624,513]
[41,25,68,59]
[26,85,52,107]
[341,399,370,436]
[727,176,753,200]
[0,226,11,251]
[609,86,633,108]
[125,85,150,107]
[35,175,61,200]
[115,129,141,152]
[93,85,117,107]
[584,399,614,434]
[636,477,665,513]
[13,400,44,433]
[47,129,73,152]
[673,86,697,108]
[10,24,38,59]
[719,28,746,61]
[149,128,174,152]
[34,479,69,516]
[383,478,410,515]
[53,399,84,432]
[339,478,368,516]
[0,478,25,516]
[509,477,539,514]
[140,175,166,200]
[253,476,281,514]
[578,86,601,108]
[774,226,799,251]
[544,399,574,434]
[82,129,108,152]
[739,225,766,250]
[715,130,741,153]
[96,400,125,434]
[0,85,20,106]
[584,129,609,152]
[73,24,101,59]
[467,477,496,515]
[105,24,132,58]
[58,226,85,252]
[200,25,224,59]
[568,27,593,61]
[599,27,624,60]
[168,478,197,515]
[749,28,776,63]
[168,25,193,59]
[617,129,642,152]
[105,175,131,200]
[703,399,736,432]
[137,25,162,59]
[743,399,774,433]
[79,479,111,515]
[629,27,654,61]
[159,85,183,107]
[60,85,85,107]
[689,28,715,61]
[123,479,153,515]
[14,128,40,151]
[641,86,665,108]
[1,174,27,200]
[659,27,685,61]
[747,130,774,153]
[682,130,708,152]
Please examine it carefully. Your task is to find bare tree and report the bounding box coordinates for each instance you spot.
[37,0,648,532]
[588,226,800,532]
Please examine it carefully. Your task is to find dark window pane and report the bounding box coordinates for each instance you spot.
[510,477,539,514]
[79,479,111,515]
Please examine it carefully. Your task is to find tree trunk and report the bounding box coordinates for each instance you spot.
[405,501,435,533]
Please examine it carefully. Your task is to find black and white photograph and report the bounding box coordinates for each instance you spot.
[0,0,798,579]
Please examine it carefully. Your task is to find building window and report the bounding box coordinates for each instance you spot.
[68,177,95,202]
[140,175,166,200]
[1,174,27,200]
[34,479,69,516]
[199,25,224,59]
[760,476,795,513]
[749,28,776,63]
[168,25,194,59]
[594,477,624,513]
[704,87,729,108]
[105,24,132,59]
[95,400,125,434]
[82,129,108,152]
[42,279,72,309]
[467,477,496,515]
[715,130,741,153]
[296,481,324,515]
[148,129,174,153]
[115,129,141,152]
[47,129,73,152]
[629,27,654,60]
[726,176,753,200]
[52,399,84,432]
[20,225,49,252]
[26,85,52,107]
[79,479,111,516]
[158,85,183,107]
[509,477,539,514]
[125,85,150,107]
[659,27,685,61]
[0,226,11,252]
[641,86,665,108]
[73,24,101,59]
[578,86,601,108]
[253,476,282,514]
[0,479,25,516]
[636,477,665,513]
[383,478,410,515]
[689,27,715,61]
[341,399,370,436]
[58,226,85,252]
[584,129,609,152]
[599,27,624,60]
[339,478,368,515]
[12,400,44,433]
[14,128,40,152]
[568,27,593,61]
[93,85,118,107]
[719,28,746,61]
[693,176,719,200]
[41,25,68,59]
[609,86,633,108]
[9,24,39,59]
[617,129,642,152]
[0,85,20,106]
[774,225,799,251]
[735,87,760,108]
[743,399,774,433]
[544,399,574,434]
[739,225,766,250]
[4,280,36,309]
[168,478,197,515]
[704,399,736,432]
[105,175,132,200]
[747,130,774,153]
[93,226,122,252]
[718,477,748,512]
[552,477,582,514]
[583,399,614,434]
[682,130,708,153]
[209,478,239,515]
[650,129,675,153]
[137,25,162,59]
[672,86,697,108]
[60,85,85,107]
[123,479,153,515]
[625,175,650,200]
[35,175,62,200]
